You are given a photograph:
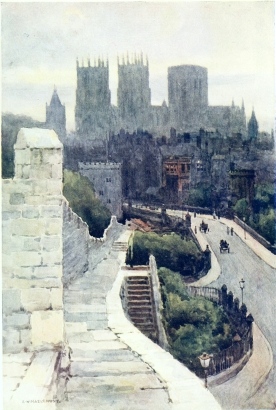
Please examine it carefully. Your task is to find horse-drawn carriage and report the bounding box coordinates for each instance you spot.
[200,221,209,233]
[220,240,230,253]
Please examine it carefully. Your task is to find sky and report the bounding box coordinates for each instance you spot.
[1,1,275,132]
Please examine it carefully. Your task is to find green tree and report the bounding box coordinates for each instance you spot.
[158,268,234,374]
[2,113,45,178]
[63,169,111,238]
[233,198,250,221]
[187,183,212,208]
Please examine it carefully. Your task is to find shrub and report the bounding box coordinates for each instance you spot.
[158,268,234,373]
[126,231,203,276]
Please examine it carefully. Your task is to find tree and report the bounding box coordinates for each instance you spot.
[63,169,111,238]
[2,113,45,178]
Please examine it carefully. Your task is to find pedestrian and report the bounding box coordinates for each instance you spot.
[195,226,197,234]
[194,211,196,218]
[227,226,230,235]
[230,227,234,236]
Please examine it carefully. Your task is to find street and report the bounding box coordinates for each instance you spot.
[196,218,276,409]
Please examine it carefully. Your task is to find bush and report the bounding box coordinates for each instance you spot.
[158,268,234,373]
[126,231,203,276]
[63,169,111,238]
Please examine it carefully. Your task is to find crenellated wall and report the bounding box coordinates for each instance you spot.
[62,201,123,287]
[62,201,90,287]
[2,128,64,353]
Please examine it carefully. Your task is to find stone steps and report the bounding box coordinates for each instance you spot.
[124,275,157,341]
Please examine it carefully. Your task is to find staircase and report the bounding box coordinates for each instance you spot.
[112,240,129,252]
[125,276,158,342]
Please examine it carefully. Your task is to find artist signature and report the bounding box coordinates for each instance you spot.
[22,400,61,403]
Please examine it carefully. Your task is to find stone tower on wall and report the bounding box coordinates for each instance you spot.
[117,53,151,132]
[2,128,64,353]
[168,65,208,132]
[75,58,111,138]
[46,87,66,141]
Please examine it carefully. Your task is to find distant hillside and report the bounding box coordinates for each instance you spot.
[1,113,45,178]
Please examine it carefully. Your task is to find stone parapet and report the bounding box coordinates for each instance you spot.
[2,128,64,353]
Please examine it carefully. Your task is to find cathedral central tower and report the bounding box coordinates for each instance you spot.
[117,53,151,132]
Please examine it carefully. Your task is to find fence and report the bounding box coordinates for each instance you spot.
[187,284,254,377]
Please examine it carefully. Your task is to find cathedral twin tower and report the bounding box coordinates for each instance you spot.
[75,55,211,139]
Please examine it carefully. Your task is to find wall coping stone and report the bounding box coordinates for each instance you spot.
[14,128,62,149]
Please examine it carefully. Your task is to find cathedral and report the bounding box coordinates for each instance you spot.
[73,55,247,140]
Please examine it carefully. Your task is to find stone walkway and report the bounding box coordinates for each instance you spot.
[57,230,172,410]
[57,227,221,410]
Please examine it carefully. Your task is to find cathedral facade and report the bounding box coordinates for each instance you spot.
[74,56,247,140]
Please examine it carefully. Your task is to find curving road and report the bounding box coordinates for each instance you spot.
[196,218,276,410]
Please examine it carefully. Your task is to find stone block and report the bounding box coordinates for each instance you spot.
[29,164,52,179]
[3,313,30,329]
[14,164,23,178]
[41,205,62,218]
[21,288,51,312]
[41,235,61,252]
[45,196,63,206]
[11,219,45,236]
[22,164,31,179]
[10,192,25,205]
[33,265,62,279]
[51,164,62,179]
[2,211,22,220]
[15,148,31,165]
[50,288,63,309]
[24,194,46,206]
[2,289,22,314]
[30,148,43,165]
[46,180,62,195]
[20,329,31,347]
[45,218,62,235]
[41,250,62,265]
[31,310,64,346]
[22,206,40,219]
[43,148,62,164]
[13,266,34,279]
[13,251,42,267]
[23,237,41,252]
[31,180,47,195]
[2,328,20,350]
[2,235,25,254]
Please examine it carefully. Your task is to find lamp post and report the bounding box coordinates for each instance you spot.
[239,278,245,305]
[243,217,246,239]
[198,352,213,388]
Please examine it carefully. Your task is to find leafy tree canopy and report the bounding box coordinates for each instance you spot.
[126,231,203,276]
[2,113,45,178]
[158,268,234,374]
[63,169,111,238]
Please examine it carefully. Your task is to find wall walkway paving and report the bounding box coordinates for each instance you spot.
[57,226,221,410]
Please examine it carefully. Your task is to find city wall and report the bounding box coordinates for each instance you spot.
[63,200,123,287]
[2,128,124,354]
